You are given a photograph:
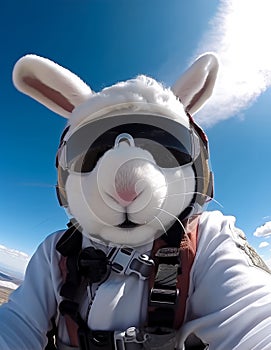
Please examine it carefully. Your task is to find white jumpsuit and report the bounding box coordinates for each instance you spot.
[0,211,271,350]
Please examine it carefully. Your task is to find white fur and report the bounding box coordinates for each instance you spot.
[67,75,190,131]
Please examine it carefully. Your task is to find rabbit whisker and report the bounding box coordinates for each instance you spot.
[153,215,167,235]
[159,191,223,208]
[154,207,187,234]
[152,175,205,193]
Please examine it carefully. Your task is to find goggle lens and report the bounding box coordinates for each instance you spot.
[58,116,197,173]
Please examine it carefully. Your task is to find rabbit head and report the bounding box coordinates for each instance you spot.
[13,53,218,247]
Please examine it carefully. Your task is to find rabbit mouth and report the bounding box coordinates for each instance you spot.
[118,219,140,229]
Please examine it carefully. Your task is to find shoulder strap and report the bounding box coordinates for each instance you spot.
[57,224,83,347]
[56,224,108,348]
[148,215,200,329]
[176,215,199,327]
[59,255,80,347]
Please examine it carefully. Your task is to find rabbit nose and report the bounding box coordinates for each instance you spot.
[114,161,146,206]
[116,187,138,203]
[114,170,141,206]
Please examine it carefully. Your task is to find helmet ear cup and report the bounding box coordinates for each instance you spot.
[206,170,214,202]
[55,126,70,207]
[200,148,213,204]
[56,166,69,207]
[185,113,213,209]
[191,130,213,208]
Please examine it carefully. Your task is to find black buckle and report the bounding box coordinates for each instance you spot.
[155,247,179,258]
[148,246,180,328]
[78,328,114,350]
[150,288,179,308]
[155,247,180,267]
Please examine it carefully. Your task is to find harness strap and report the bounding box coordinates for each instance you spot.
[176,216,199,327]
[148,246,180,329]
[56,215,200,348]
[56,225,82,347]
[148,215,199,329]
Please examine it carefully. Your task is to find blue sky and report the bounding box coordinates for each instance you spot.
[1,0,271,271]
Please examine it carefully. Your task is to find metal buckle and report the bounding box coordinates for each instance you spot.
[108,247,154,280]
[110,247,133,273]
[114,327,177,350]
[114,328,148,350]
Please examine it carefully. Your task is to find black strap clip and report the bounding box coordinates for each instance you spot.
[150,288,179,308]
[148,247,181,328]
[78,328,114,350]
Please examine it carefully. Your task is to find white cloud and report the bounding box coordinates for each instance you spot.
[259,241,270,248]
[0,280,19,290]
[264,257,271,269]
[0,245,30,279]
[0,245,29,260]
[253,221,271,238]
[194,0,271,127]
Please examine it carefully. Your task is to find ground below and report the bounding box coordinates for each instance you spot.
[0,286,13,305]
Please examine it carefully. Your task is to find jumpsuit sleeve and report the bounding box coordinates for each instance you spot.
[178,210,271,350]
[0,231,63,350]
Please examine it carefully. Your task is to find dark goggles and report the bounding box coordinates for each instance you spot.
[57,114,199,174]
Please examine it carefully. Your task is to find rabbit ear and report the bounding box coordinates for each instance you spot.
[172,53,219,115]
[12,55,93,118]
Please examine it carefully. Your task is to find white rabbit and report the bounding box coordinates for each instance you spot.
[0,53,271,350]
[12,53,216,248]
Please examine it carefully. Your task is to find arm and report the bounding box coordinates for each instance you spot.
[178,211,271,350]
[0,231,63,350]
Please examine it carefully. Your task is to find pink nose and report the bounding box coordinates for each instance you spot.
[116,188,138,203]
